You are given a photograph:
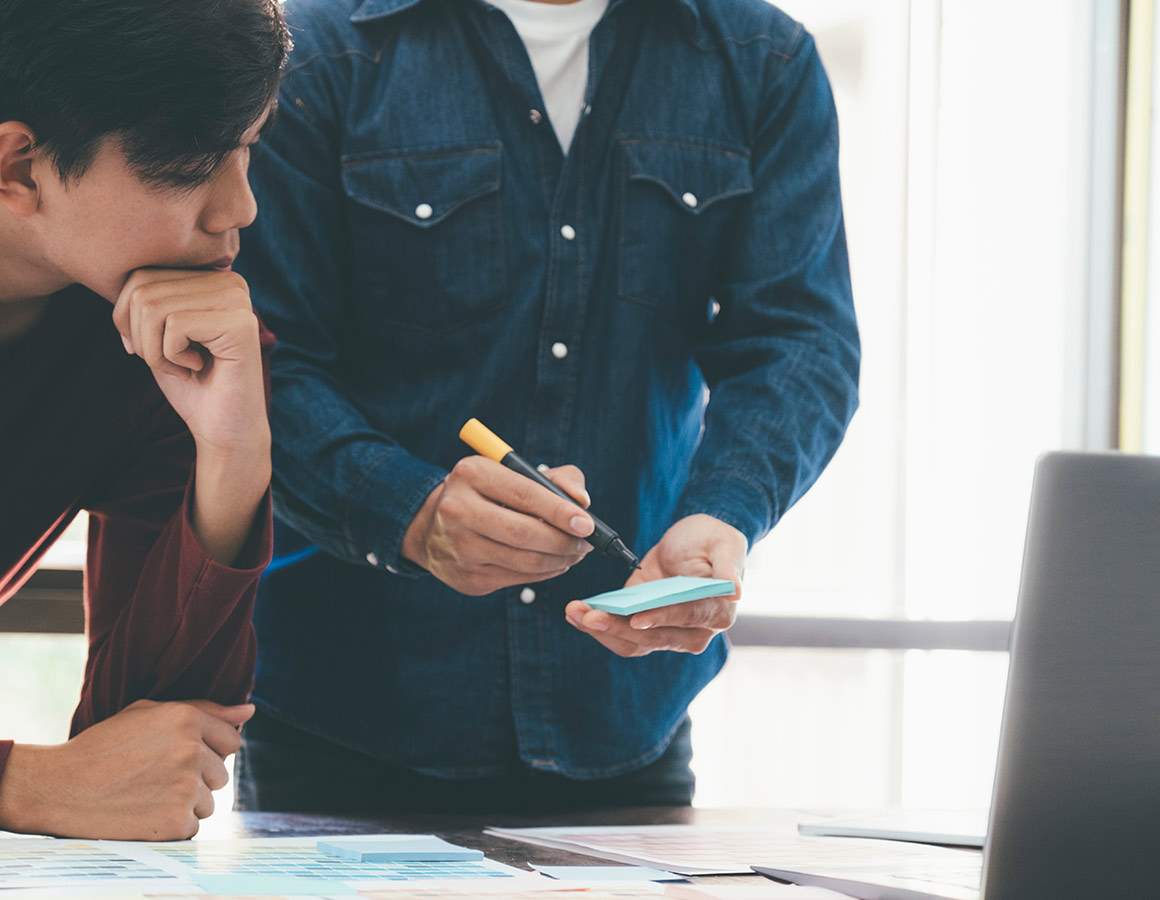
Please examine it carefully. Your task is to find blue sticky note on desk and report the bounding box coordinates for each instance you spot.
[317,835,483,862]
[583,576,736,615]
[193,874,355,895]
[532,864,685,882]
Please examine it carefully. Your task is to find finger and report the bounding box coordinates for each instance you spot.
[201,746,231,792]
[623,569,647,588]
[199,714,244,758]
[622,551,664,588]
[162,311,209,372]
[632,626,719,654]
[577,605,701,648]
[458,562,573,596]
[470,460,594,538]
[130,294,197,378]
[193,782,215,820]
[113,269,233,349]
[127,268,251,304]
[184,701,256,727]
[566,615,649,657]
[150,307,259,369]
[708,553,745,603]
[125,267,221,291]
[126,287,226,374]
[629,597,736,632]
[568,612,717,655]
[540,465,591,508]
[461,489,593,556]
[459,530,586,576]
[578,607,620,634]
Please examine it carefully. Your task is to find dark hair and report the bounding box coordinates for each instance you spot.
[0,0,291,188]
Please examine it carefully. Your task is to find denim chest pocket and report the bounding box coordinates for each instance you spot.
[341,144,506,334]
[618,139,754,310]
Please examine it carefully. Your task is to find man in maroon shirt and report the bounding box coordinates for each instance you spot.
[0,0,290,839]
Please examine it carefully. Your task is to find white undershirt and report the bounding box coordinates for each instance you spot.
[488,0,610,153]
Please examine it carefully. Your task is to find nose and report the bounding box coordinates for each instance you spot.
[200,153,259,235]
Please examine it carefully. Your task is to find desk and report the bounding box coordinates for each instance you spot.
[199,805,778,887]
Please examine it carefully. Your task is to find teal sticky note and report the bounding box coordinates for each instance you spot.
[583,576,736,615]
[317,835,483,862]
[532,864,685,882]
[192,873,356,895]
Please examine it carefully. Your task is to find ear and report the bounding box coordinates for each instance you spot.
[0,122,41,217]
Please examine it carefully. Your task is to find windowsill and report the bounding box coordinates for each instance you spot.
[1,569,84,634]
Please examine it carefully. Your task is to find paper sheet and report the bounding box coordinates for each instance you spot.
[485,823,980,884]
[531,864,684,881]
[0,834,535,895]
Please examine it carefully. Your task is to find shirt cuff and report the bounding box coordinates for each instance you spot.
[180,479,274,592]
[675,471,777,549]
[343,449,447,578]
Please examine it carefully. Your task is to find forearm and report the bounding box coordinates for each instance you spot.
[193,434,272,567]
[680,337,858,545]
[74,498,267,733]
[0,743,52,835]
[268,369,446,569]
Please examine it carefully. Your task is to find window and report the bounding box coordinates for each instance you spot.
[691,0,1122,808]
[4,0,1127,817]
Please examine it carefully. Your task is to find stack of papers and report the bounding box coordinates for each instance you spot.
[753,838,981,900]
[487,824,982,900]
[486,824,804,875]
[797,811,987,848]
[584,577,736,615]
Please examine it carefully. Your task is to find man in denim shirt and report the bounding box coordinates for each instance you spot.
[235,0,859,812]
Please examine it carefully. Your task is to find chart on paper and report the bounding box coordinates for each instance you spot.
[0,834,532,894]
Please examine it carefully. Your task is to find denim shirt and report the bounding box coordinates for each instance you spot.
[238,0,859,778]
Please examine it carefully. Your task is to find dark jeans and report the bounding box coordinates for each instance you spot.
[234,708,695,814]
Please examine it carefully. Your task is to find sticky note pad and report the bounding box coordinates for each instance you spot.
[193,874,356,895]
[532,864,685,882]
[317,835,483,862]
[583,576,736,615]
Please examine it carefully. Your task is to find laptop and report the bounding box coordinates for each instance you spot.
[756,451,1160,899]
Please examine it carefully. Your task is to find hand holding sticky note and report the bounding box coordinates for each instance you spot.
[583,575,736,615]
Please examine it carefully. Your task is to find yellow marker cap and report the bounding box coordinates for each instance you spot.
[459,418,514,463]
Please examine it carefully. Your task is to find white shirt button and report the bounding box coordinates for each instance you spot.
[551,342,569,360]
[710,299,722,318]
[682,192,699,208]
[560,224,576,241]
[415,203,433,220]
[520,587,537,604]
[386,565,399,575]
[529,108,543,124]
[583,103,593,116]
[366,552,380,567]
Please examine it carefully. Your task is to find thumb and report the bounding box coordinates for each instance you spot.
[184,700,256,727]
[709,551,743,601]
[623,567,647,588]
[623,546,662,588]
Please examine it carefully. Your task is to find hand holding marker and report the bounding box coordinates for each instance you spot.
[458,419,642,571]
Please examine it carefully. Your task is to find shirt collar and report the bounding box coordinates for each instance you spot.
[351,0,702,40]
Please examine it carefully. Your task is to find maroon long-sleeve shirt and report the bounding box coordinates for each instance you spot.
[0,285,273,785]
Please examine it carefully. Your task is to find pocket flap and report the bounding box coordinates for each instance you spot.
[620,139,753,214]
[342,143,502,228]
